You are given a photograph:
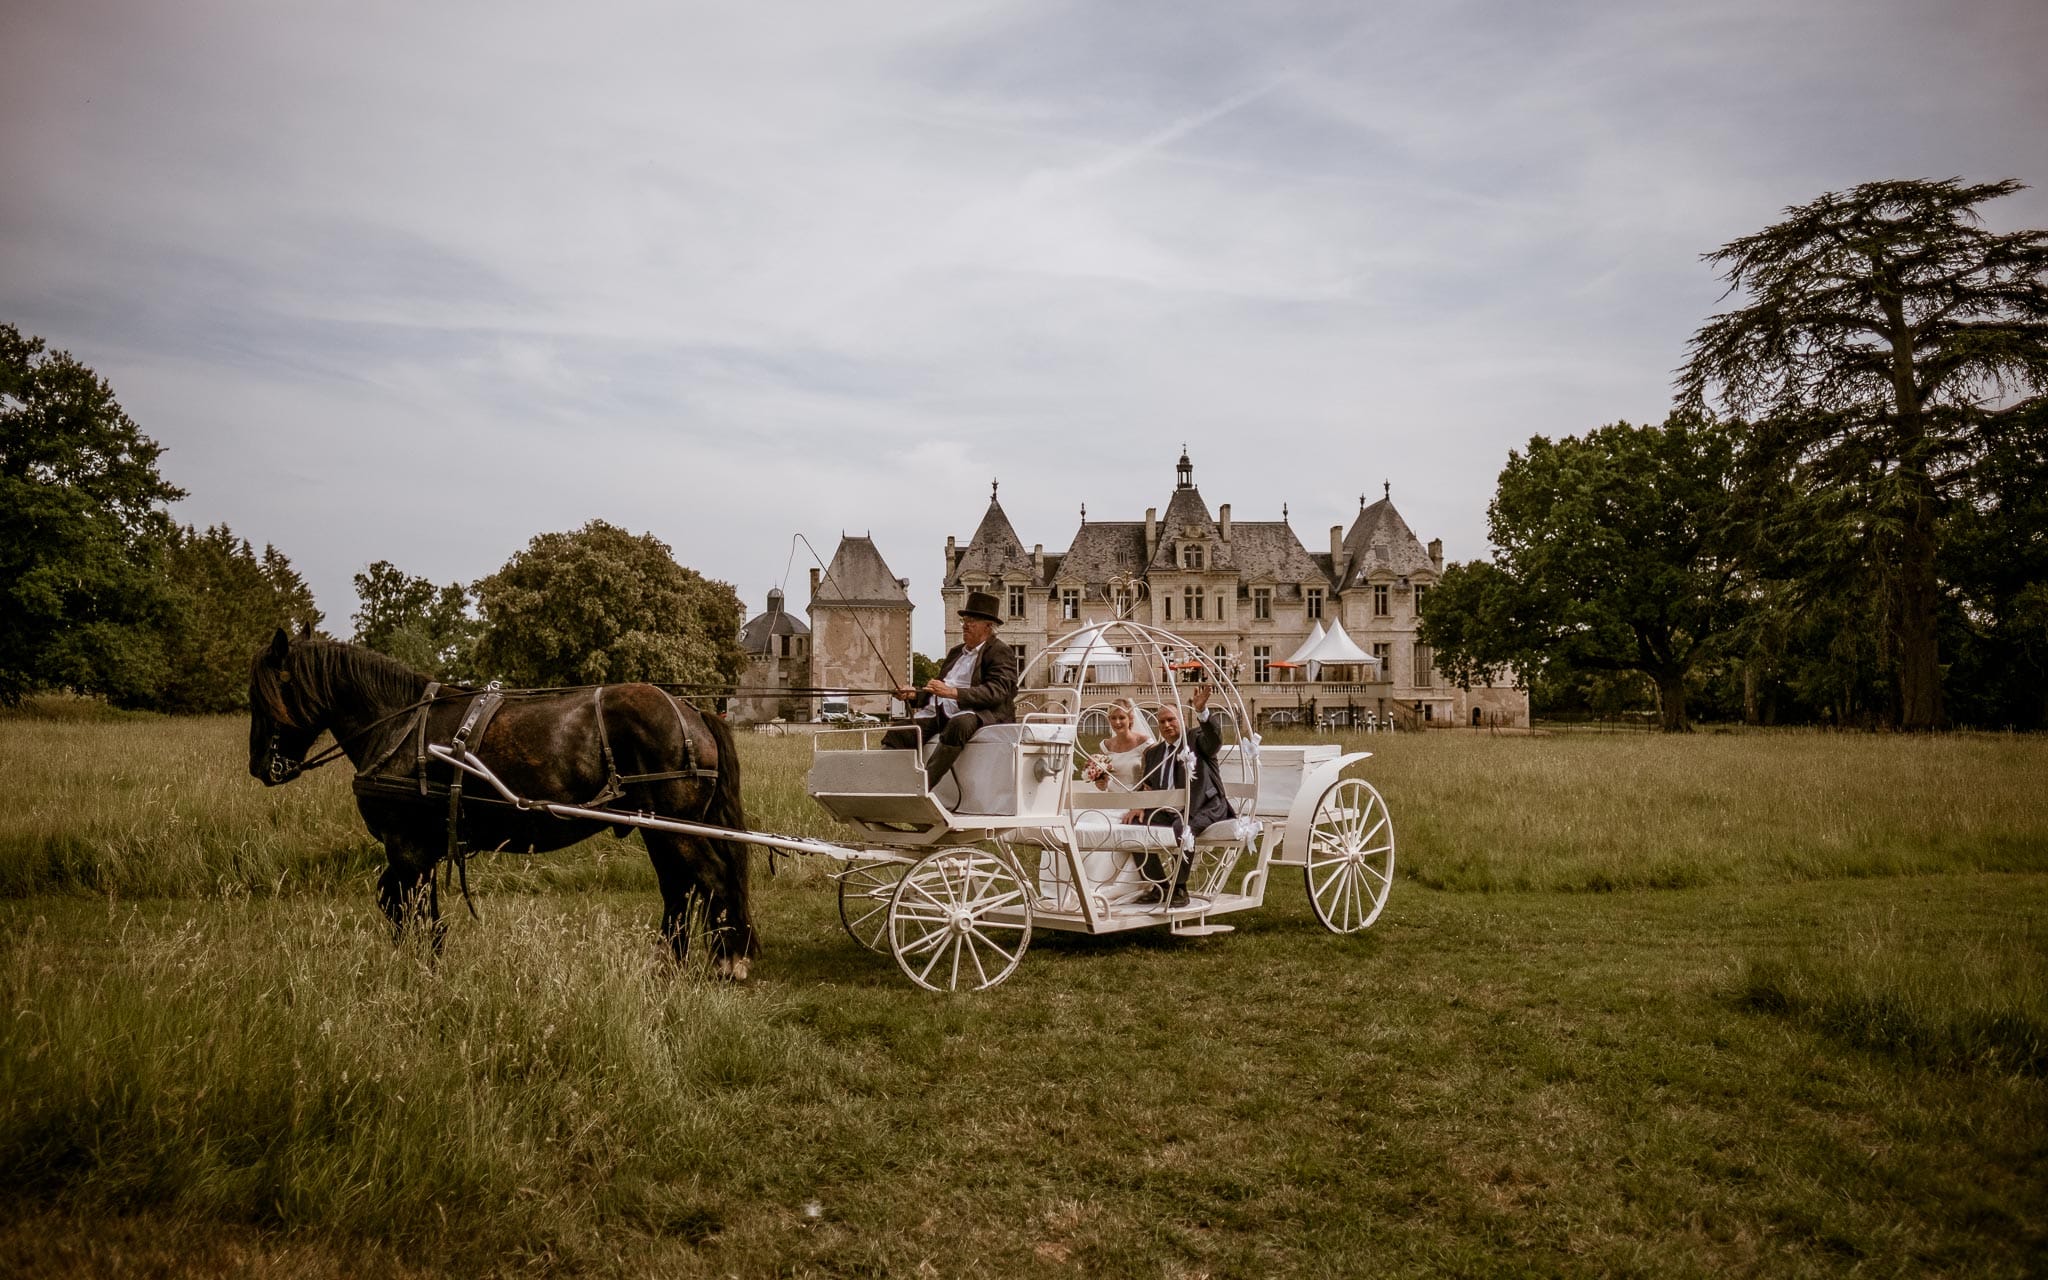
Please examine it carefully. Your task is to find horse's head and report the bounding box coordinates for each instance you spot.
[248,625,323,786]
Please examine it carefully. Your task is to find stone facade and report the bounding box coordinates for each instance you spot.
[735,537,915,723]
[806,536,913,718]
[938,452,1529,729]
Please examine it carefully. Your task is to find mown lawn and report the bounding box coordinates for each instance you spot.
[2,715,2044,1277]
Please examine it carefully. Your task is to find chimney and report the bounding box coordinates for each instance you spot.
[1145,507,1158,562]
[1428,538,1443,573]
[1330,526,1347,584]
[945,535,957,577]
[808,566,820,606]
[1032,544,1044,579]
[1219,504,1232,542]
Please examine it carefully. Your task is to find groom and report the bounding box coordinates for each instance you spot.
[1123,683,1234,906]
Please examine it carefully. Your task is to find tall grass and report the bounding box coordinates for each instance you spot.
[0,719,850,901]
[0,900,839,1267]
[5,878,2044,1276]
[8,718,2048,901]
[1339,728,2048,892]
[0,718,382,898]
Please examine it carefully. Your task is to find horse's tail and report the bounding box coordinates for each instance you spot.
[696,704,760,958]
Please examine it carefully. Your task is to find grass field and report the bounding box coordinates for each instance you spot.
[2,711,2044,1277]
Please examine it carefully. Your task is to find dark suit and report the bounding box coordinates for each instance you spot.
[1136,712,1233,836]
[883,638,1018,789]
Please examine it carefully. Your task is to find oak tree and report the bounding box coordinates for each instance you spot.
[0,324,184,704]
[474,520,746,691]
[1420,414,1746,731]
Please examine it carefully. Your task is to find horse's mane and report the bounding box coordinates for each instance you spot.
[255,639,436,728]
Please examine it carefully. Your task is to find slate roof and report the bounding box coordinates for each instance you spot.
[814,536,911,607]
[1052,522,1149,582]
[1225,521,1327,584]
[946,497,1039,587]
[1147,484,1223,570]
[739,589,808,655]
[1342,497,1435,582]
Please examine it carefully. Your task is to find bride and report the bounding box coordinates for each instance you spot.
[1083,699,1153,791]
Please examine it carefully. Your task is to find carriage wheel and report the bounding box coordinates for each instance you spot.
[888,848,1033,992]
[837,860,908,953]
[1303,777,1395,934]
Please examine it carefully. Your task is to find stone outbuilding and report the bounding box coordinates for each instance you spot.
[735,587,810,724]
[734,536,915,724]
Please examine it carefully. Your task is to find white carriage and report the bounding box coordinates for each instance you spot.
[806,620,1396,991]
[422,618,1394,992]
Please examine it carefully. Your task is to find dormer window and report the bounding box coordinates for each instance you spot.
[1181,543,1206,570]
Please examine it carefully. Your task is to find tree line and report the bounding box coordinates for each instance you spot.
[1420,179,2048,731]
[2,323,745,712]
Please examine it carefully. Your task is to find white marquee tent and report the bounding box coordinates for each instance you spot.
[1050,623,1134,684]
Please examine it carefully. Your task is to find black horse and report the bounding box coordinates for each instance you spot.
[248,628,757,977]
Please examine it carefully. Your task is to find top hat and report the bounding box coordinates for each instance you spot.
[958,590,1003,624]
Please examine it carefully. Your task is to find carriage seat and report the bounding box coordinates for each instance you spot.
[928,720,1076,817]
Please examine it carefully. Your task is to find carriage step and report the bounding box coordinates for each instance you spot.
[1172,921,1236,937]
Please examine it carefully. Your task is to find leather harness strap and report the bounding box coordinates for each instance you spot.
[586,685,719,808]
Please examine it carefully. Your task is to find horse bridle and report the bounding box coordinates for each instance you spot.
[263,691,460,785]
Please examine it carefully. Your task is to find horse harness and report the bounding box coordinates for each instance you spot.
[348,684,722,910]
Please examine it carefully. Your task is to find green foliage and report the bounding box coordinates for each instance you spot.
[1422,414,1745,731]
[148,525,322,714]
[350,560,480,683]
[0,324,184,705]
[1942,398,2048,729]
[910,651,939,685]
[1414,560,1522,691]
[474,520,746,690]
[1681,178,2048,730]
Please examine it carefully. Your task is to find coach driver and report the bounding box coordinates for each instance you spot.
[886,590,1018,795]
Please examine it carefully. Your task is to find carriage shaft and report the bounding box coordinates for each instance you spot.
[425,743,894,862]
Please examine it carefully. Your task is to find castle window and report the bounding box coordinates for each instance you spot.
[1183,586,1204,620]
[1060,587,1080,620]
[1373,642,1390,670]
[1253,646,1272,683]
[1414,643,1433,687]
[1374,584,1390,617]
[1306,587,1324,620]
[1007,585,1026,618]
[1182,543,1205,570]
[1112,587,1136,617]
[779,634,790,658]
[1164,595,1173,620]
[1252,587,1271,620]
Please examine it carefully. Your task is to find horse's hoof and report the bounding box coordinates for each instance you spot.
[715,957,751,982]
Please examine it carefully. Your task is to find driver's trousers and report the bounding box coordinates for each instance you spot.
[881,709,992,792]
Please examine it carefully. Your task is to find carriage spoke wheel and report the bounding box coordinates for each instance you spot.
[1304,777,1395,934]
[888,848,1033,992]
[837,860,908,953]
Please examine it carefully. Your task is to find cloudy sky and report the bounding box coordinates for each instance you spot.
[5,0,2044,654]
